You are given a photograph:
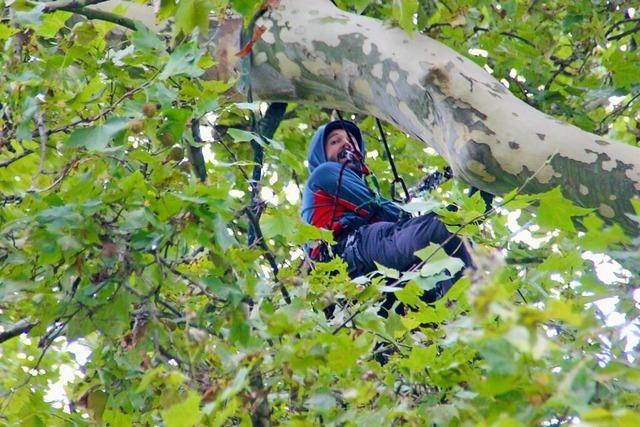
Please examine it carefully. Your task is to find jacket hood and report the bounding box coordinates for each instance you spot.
[307,120,365,173]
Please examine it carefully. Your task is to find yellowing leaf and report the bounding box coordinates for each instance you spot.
[162,391,202,427]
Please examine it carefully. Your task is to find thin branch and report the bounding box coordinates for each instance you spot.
[65,7,138,31]
[332,306,366,335]
[30,110,47,191]
[40,0,107,12]
[604,18,640,39]
[607,25,640,41]
[472,26,535,47]
[0,319,38,344]
[33,75,158,139]
[0,148,34,168]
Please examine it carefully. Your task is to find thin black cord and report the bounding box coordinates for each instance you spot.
[376,118,410,203]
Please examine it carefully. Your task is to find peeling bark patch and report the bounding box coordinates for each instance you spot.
[371,63,383,79]
[275,52,301,78]
[467,159,496,182]
[262,30,276,44]
[469,121,496,136]
[579,185,589,195]
[425,66,450,91]
[595,139,610,146]
[598,203,615,218]
[508,141,520,149]
[255,51,268,65]
[536,133,546,141]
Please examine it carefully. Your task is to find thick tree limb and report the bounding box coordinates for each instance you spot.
[233,0,640,232]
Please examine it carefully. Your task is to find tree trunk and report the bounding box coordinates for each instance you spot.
[237,0,640,232]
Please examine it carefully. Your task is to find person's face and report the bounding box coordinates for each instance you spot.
[324,129,360,164]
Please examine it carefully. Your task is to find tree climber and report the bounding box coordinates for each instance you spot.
[301,119,475,303]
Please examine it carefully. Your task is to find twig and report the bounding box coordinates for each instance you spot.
[596,91,640,134]
[158,257,225,302]
[217,139,251,181]
[472,26,535,47]
[27,156,84,194]
[332,306,366,335]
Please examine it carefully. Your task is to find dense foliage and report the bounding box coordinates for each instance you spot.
[1,0,639,425]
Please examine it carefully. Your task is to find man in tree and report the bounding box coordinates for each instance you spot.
[301,119,473,303]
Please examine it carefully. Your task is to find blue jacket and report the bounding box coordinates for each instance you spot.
[301,120,403,238]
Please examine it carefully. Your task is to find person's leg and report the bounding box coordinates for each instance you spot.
[341,214,472,300]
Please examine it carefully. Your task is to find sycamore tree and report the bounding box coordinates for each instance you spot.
[1,0,640,425]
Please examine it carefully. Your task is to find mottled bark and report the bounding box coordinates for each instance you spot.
[238,0,640,233]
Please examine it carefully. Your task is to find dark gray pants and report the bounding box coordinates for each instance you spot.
[340,213,472,302]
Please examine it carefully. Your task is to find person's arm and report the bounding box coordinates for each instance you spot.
[309,162,403,222]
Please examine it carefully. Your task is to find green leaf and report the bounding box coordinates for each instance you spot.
[174,0,211,36]
[35,11,71,38]
[229,0,262,17]
[159,42,204,80]
[229,317,250,346]
[158,108,192,142]
[161,391,202,427]
[214,215,238,249]
[261,210,298,239]
[392,0,418,35]
[0,23,17,40]
[400,345,436,373]
[395,281,423,307]
[536,187,592,232]
[227,128,255,142]
[132,22,165,52]
[65,117,129,151]
[102,409,133,427]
